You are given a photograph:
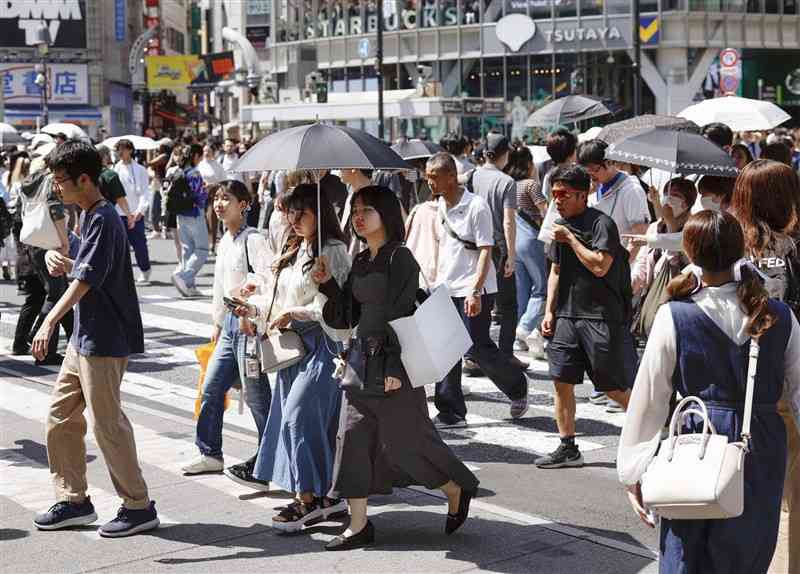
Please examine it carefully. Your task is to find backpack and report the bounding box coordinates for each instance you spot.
[755,238,800,320]
[0,197,11,240]
[163,169,195,214]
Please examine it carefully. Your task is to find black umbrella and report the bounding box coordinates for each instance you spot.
[231,123,411,172]
[231,123,411,255]
[526,95,613,127]
[597,115,700,146]
[391,139,444,160]
[604,127,738,177]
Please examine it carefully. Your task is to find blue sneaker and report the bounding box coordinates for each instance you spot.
[34,497,98,530]
[98,501,160,538]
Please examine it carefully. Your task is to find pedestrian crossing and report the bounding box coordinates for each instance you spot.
[1,293,628,459]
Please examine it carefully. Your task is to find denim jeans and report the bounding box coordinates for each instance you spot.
[176,213,209,289]
[435,294,528,419]
[121,216,151,272]
[515,215,547,336]
[196,313,272,458]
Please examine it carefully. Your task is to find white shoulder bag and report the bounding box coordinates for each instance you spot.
[19,176,61,250]
[640,340,759,520]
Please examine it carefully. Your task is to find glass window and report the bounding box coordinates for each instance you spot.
[330,68,347,92]
[483,57,504,98]
[439,59,461,97]
[506,56,528,102]
[347,66,363,91]
[482,0,503,21]
[580,0,602,16]
[382,63,399,90]
[463,0,480,23]
[461,59,481,97]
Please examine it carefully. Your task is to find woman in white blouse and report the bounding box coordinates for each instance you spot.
[180,181,273,482]
[245,183,352,533]
[618,211,800,573]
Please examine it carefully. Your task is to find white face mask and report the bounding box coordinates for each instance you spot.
[699,196,723,212]
[665,196,687,217]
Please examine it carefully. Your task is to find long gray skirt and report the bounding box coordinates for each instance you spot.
[328,382,479,499]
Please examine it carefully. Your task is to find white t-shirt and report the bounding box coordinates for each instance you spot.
[434,191,498,298]
[589,172,650,236]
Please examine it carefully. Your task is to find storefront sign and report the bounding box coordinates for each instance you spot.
[115,0,125,42]
[305,5,461,38]
[442,99,463,114]
[0,63,88,104]
[145,55,202,91]
[0,0,87,49]
[483,100,505,115]
[496,13,622,52]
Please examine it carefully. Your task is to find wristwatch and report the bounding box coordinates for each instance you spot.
[470,288,481,298]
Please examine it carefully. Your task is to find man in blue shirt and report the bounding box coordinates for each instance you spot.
[172,143,209,298]
[30,141,159,538]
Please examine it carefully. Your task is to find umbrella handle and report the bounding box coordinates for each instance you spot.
[317,173,323,261]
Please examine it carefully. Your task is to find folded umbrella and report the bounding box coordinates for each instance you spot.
[604,127,738,177]
[526,95,613,127]
[598,115,699,146]
[678,96,790,131]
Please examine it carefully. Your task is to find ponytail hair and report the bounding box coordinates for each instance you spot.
[666,211,776,338]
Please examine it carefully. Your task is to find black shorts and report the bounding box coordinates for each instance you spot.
[547,317,627,392]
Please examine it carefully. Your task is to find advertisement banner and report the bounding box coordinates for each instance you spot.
[0,63,88,104]
[146,55,202,91]
[0,0,87,49]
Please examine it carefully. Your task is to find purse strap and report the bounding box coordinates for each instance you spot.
[740,338,759,452]
[438,202,478,251]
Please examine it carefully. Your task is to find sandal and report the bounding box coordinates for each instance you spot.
[271,499,323,533]
[319,497,348,521]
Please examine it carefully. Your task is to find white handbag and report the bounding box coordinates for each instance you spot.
[640,340,759,520]
[389,275,473,388]
[19,177,61,250]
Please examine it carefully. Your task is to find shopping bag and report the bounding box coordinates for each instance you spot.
[193,341,230,419]
[389,284,472,387]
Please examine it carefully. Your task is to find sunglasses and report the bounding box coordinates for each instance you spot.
[552,189,582,200]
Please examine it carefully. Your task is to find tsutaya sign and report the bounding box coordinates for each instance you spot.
[495,13,626,53]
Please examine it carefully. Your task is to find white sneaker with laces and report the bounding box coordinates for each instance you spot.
[136,269,151,285]
[526,329,546,360]
[181,455,224,475]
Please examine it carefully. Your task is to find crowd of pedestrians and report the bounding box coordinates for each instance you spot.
[1,120,798,573]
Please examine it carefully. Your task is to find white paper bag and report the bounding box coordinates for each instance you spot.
[389,284,473,387]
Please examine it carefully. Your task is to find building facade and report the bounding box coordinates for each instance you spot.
[243,0,800,140]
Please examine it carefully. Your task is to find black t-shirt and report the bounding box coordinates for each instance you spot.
[548,206,630,324]
[98,168,126,205]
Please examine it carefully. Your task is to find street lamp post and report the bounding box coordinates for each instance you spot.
[376,0,385,140]
[32,23,52,129]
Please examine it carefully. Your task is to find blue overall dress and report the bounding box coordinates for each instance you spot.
[661,298,791,574]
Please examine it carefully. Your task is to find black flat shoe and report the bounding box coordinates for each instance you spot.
[325,520,375,551]
[445,488,476,535]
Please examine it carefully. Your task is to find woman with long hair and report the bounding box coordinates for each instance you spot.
[180,181,273,480]
[618,211,800,573]
[244,183,351,532]
[731,159,800,573]
[311,186,479,550]
[504,146,548,358]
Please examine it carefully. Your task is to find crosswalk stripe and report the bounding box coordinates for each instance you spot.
[0,380,290,527]
[140,296,215,316]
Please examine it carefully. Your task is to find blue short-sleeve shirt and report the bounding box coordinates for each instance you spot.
[69,200,144,357]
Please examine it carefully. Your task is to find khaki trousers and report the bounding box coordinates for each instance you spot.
[771,399,799,574]
[46,344,149,510]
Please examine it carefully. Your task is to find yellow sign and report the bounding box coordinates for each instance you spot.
[145,55,202,90]
[639,16,660,45]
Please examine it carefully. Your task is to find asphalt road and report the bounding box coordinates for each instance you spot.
[0,236,658,572]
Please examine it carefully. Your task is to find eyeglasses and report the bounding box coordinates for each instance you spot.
[351,206,378,218]
[552,189,581,200]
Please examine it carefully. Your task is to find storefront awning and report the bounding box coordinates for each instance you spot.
[241,89,446,124]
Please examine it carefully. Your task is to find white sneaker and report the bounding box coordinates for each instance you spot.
[181,455,224,475]
[136,269,151,285]
[146,231,159,240]
[526,329,546,360]
[172,272,191,297]
[186,286,203,298]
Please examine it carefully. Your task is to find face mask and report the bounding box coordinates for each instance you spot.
[665,196,687,217]
[700,196,723,212]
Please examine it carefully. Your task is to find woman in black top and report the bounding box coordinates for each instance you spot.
[313,185,479,551]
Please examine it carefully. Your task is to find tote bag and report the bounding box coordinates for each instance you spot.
[389,282,473,387]
[20,177,60,250]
